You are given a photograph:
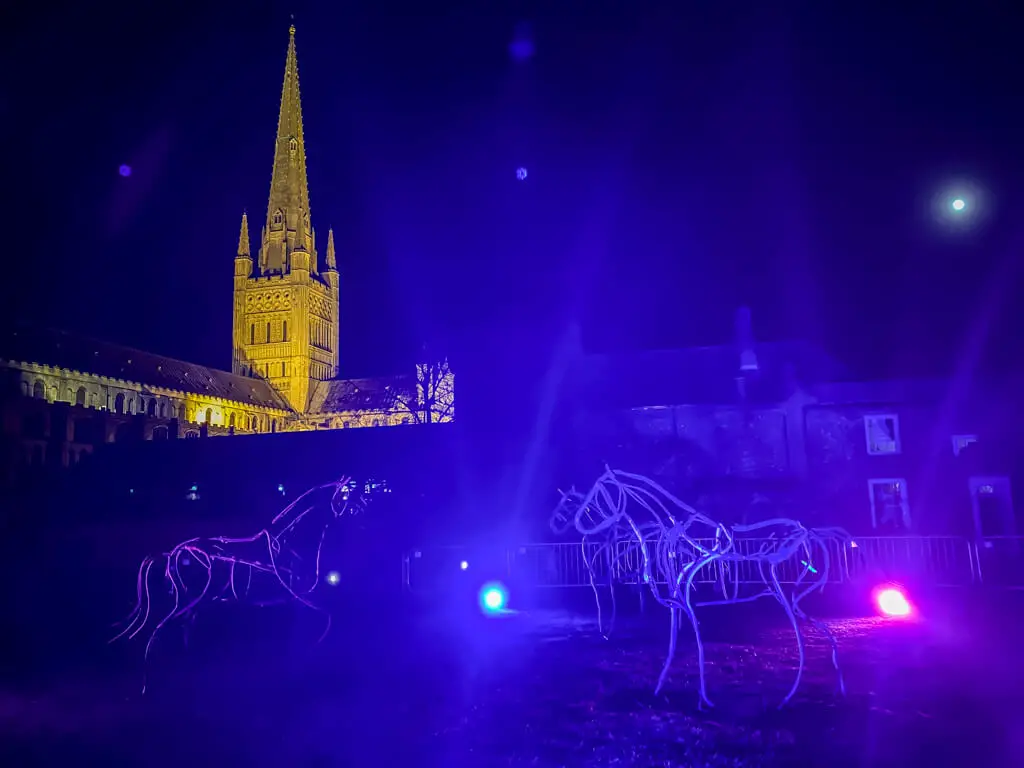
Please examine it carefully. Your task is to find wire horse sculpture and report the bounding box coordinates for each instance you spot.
[112,477,365,687]
[551,467,850,709]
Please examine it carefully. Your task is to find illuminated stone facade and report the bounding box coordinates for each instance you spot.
[231,27,340,413]
[0,26,452,478]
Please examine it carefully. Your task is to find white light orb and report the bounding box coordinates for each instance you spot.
[951,198,966,212]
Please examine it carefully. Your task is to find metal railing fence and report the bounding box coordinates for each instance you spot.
[403,536,1024,593]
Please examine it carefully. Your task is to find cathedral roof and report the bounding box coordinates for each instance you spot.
[308,375,415,415]
[0,326,290,410]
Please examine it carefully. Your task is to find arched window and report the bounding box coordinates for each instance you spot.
[20,381,29,397]
[250,324,255,345]
[266,322,271,343]
[288,138,297,153]
[75,387,86,406]
[283,320,288,342]
[33,380,45,399]
[273,209,283,226]
[127,398,135,415]
[205,408,213,425]
[271,419,277,433]
[114,393,125,414]
[229,412,236,428]
[159,401,166,418]
[147,399,157,417]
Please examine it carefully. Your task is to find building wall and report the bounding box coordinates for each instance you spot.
[565,390,1012,535]
[0,361,291,487]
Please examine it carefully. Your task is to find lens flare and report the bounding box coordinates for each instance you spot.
[874,586,911,618]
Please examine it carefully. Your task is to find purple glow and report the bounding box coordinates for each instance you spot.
[118,164,132,177]
[875,586,912,618]
[516,167,528,181]
[509,23,534,60]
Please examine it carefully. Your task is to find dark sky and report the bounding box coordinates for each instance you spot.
[4,1,1022,379]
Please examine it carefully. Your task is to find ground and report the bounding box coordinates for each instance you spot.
[1,591,1021,766]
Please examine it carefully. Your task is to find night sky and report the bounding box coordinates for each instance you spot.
[5,1,1022,381]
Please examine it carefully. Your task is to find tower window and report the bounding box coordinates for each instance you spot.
[250,324,255,345]
[266,322,271,343]
[283,321,288,342]
[273,209,284,227]
[289,138,298,152]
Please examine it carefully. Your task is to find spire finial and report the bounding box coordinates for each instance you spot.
[289,15,295,35]
[238,211,251,258]
[326,227,337,270]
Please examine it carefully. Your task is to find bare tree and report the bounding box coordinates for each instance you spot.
[394,358,455,424]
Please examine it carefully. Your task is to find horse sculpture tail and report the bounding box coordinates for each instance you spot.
[110,554,160,643]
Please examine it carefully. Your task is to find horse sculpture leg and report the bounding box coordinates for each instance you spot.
[655,605,679,695]
[682,556,716,709]
[767,566,806,709]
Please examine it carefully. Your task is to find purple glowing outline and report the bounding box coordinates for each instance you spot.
[112,477,363,688]
[552,467,850,709]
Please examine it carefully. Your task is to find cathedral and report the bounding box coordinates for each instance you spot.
[0,26,454,474]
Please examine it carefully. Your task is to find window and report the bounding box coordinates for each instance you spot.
[868,478,910,532]
[283,321,288,342]
[250,324,255,345]
[343,421,351,429]
[75,387,86,406]
[32,380,44,399]
[205,408,213,425]
[271,419,277,433]
[952,434,978,457]
[114,392,124,413]
[266,322,271,343]
[864,414,900,455]
[289,138,297,152]
[147,399,157,417]
[229,412,236,429]
[273,209,283,226]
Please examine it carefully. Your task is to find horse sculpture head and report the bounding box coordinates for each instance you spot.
[550,483,613,536]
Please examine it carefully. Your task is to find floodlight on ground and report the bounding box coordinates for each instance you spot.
[874,585,912,618]
[479,582,508,615]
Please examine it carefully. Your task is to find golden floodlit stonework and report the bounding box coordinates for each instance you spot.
[0,26,452,475]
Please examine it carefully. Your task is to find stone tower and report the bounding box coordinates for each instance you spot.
[232,26,340,413]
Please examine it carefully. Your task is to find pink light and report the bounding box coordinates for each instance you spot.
[875,586,912,618]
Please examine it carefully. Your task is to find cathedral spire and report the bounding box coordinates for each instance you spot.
[326,227,336,270]
[237,211,250,257]
[260,24,313,273]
